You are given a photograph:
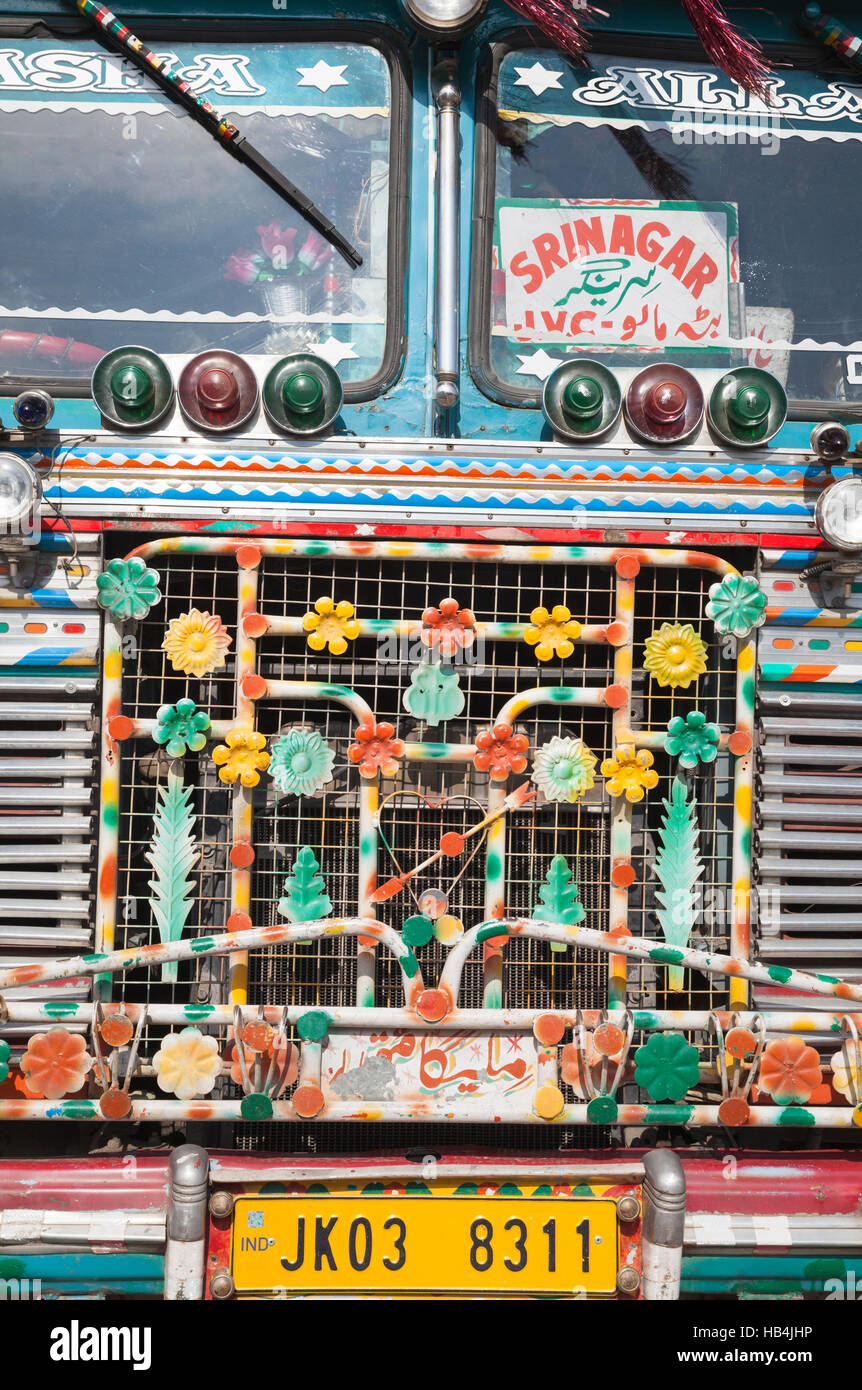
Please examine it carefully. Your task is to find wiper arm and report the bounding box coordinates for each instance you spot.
[74,0,363,269]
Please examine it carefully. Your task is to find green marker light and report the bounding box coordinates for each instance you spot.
[728,383,770,431]
[283,371,324,415]
[110,363,155,417]
[563,375,603,420]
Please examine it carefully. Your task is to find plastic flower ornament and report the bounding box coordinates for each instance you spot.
[153,698,211,758]
[421,598,476,657]
[643,622,708,689]
[474,723,530,782]
[403,663,465,727]
[601,745,658,803]
[524,605,582,662]
[302,597,360,656]
[162,609,231,679]
[532,736,597,803]
[0,1038,9,1084]
[634,1032,701,1102]
[96,556,162,621]
[706,573,767,639]
[830,1047,861,1103]
[152,1028,221,1100]
[664,711,720,768]
[347,722,403,779]
[212,727,270,788]
[20,1030,93,1100]
[269,728,335,797]
[759,1036,822,1106]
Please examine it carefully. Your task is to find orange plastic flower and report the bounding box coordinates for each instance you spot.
[20,1030,93,1100]
[162,608,231,679]
[347,722,403,779]
[421,597,476,657]
[474,723,529,782]
[758,1036,822,1105]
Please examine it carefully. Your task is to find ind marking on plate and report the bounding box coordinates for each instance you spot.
[230,1194,619,1295]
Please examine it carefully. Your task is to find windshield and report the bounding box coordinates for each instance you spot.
[0,37,398,390]
[482,46,862,408]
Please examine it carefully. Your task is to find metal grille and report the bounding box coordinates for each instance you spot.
[113,544,739,1120]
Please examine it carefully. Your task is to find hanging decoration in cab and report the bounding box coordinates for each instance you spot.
[502,0,773,98]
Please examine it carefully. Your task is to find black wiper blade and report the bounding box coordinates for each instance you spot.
[74,0,363,269]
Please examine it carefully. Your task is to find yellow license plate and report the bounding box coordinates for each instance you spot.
[231,1194,618,1296]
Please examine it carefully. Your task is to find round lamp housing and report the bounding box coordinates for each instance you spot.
[625,364,704,445]
[542,359,622,442]
[811,421,851,463]
[92,347,174,429]
[708,367,787,449]
[0,453,41,543]
[815,476,862,552]
[178,351,259,433]
[401,0,486,35]
[262,353,344,436]
[12,389,54,431]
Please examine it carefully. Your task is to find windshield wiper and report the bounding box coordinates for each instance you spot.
[73,0,363,269]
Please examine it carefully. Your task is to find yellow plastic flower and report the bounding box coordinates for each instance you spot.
[212,727,270,788]
[302,597,360,656]
[643,622,707,689]
[152,1028,221,1100]
[524,604,582,661]
[162,608,231,679]
[601,745,659,803]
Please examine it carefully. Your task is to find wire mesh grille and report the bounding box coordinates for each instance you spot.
[111,542,738,1150]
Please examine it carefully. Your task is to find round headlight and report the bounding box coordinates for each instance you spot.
[815,476,862,551]
[401,0,486,34]
[13,389,54,431]
[0,453,41,539]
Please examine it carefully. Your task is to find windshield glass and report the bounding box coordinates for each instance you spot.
[484,46,862,408]
[0,38,396,388]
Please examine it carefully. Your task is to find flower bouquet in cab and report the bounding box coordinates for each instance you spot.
[224,220,334,348]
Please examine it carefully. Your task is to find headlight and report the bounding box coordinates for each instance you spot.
[815,476,862,551]
[401,0,486,35]
[0,453,41,544]
[12,389,54,431]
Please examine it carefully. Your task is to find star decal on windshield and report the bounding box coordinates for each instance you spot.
[297,60,349,93]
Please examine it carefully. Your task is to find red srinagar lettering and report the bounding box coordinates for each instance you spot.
[509,213,718,301]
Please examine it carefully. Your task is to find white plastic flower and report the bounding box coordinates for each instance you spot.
[152,1028,221,1100]
[532,736,597,803]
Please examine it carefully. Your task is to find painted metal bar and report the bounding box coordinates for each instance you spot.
[0,1098,856,1126]
[2,914,859,1006]
[254,678,374,726]
[730,632,756,1008]
[93,612,122,1002]
[250,614,613,645]
[495,685,612,723]
[609,572,635,1008]
[356,778,378,1007]
[127,538,738,574]
[229,555,260,1003]
[483,783,507,1009]
[433,67,461,409]
[1,1001,857,1034]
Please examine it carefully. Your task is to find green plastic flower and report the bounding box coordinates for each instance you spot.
[403,663,464,727]
[96,556,162,621]
[153,698,211,757]
[664,711,720,768]
[269,728,335,797]
[0,1038,9,1083]
[705,573,767,638]
[634,1032,701,1102]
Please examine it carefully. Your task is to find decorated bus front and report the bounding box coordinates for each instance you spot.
[1,0,861,1301]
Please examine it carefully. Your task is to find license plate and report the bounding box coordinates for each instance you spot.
[231,1193,618,1296]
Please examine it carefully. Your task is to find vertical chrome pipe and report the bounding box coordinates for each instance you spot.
[164,1144,209,1300]
[433,67,461,409]
[641,1149,686,1300]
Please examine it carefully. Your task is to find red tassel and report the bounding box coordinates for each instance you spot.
[680,0,773,100]
[501,0,603,63]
